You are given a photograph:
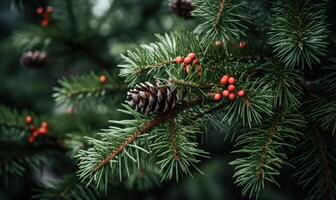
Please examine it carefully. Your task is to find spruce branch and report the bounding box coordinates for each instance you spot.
[53,72,127,109]
[193,0,249,44]
[293,125,336,200]
[230,112,305,198]
[93,97,203,172]
[119,31,203,86]
[269,0,329,69]
[34,174,101,200]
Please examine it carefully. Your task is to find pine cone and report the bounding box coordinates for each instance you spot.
[126,82,178,115]
[20,50,48,68]
[169,0,194,19]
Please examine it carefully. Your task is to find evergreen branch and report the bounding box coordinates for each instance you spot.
[193,0,249,44]
[53,72,127,108]
[93,97,203,172]
[169,120,180,161]
[230,112,305,198]
[119,31,203,86]
[269,0,329,69]
[65,0,78,33]
[293,125,336,200]
[34,174,101,200]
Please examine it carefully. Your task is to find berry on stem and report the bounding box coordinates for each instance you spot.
[228,93,236,101]
[214,93,222,102]
[175,56,184,64]
[239,41,246,49]
[99,75,108,85]
[188,52,196,60]
[28,135,35,144]
[228,85,235,92]
[192,59,200,65]
[222,90,230,97]
[32,130,39,137]
[185,65,191,74]
[220,75,229,85]
[41,122,48,129]
[46,6,54,14]
[41,19,49,27]
[237,90,245,97]
[37,126,48,136]
[228,77,236,85]
[25,116,33,125]
[36,7,44,15]
[183,56,193,65]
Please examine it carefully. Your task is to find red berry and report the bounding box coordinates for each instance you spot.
[192,59,200,65]
[237,90,245,97]
[197,65,202,78]
[99,75,108,84]
[239,41,246,49]
[222,90,230,97]
[214,40,224,47]
[36,7,44,15]
[28,135,35,144]
[32,130,39,137]
[187,53,196,60]
[229,93,236,101]
[41,121,48,129]
[185,65,191,74]
[228,77,236,84]
[25,116,33,125]
[46,6,54,14]
[41,19,49,27]
[37,126,48,136]
[214,93,222,102]
[220,75,229,85]
[175,56,184,64]
[228,85,235,92]
[183,56,193,65]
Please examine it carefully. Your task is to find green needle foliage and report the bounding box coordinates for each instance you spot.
[34,175,101,200]
[269,0,329,69]
[1,0,336,199]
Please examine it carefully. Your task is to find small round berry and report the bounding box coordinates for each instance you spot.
[25,116,33,125]
[228,77,236,85]
[41,121,48,129]
[41,19,49,27]
[220,75,229,85]
[175,56,184,64]
[183,56,193,65]
[222,90,230,97]
[237,90,245,97]
[228,93,236,101]
[197,65,202,78]
[192,59,200,65]
[32,130,39,137]
[37,126,48,136]
[239,41,246,49]
[185,65,191,74]
[28,135,36,144]
[214,40,224,47]
[46,6,54,14]
[99,75,108,84]
[214,93,222,102]
[36,7,44,15]
[228,85,235,92]
[187,53,196,60]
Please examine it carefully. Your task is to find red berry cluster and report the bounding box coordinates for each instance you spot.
[214,75,245,102]
[99,75,108,85]
[175,52,202,77]
[36,6,54,27]
[25,116,49,144]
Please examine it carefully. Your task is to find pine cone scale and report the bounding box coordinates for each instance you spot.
[126,82,177,115]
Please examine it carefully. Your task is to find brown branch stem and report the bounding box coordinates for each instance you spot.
[93,97,203,172]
